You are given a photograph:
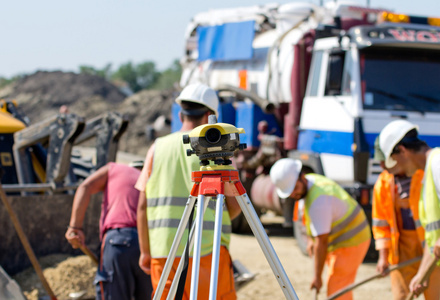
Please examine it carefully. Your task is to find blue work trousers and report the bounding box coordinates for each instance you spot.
[95,228,152,300]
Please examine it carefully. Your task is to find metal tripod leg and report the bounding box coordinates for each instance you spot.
[153,195,196,300]
[235,192,299,300]
[166,197,211,300]
[190,194,225,300]
[154,193,210,300]
[189,194,206,300]
[209,194,224,300]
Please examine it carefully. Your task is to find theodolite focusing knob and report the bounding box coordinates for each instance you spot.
[182,134,190,144]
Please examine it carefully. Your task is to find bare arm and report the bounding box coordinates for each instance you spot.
[409,241,439,296]
[306,236,315,257]
[376,248,390,275]
[223,179,242,220]
[136,144,155,275]
[137,191,151,274]
[224,191,242,220]
[65,164,109,248]
[311,233,329,293]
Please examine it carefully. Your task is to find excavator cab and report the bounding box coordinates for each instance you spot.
[0,101,26,185]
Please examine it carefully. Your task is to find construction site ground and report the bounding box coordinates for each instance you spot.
[13,213,392,300]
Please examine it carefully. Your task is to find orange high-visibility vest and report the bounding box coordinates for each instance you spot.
[372,169,425,264]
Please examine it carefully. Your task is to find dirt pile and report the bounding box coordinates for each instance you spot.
[117,89,177,155]
[0,71,177,156]
[13,255,96,300]
[1,71,126,122]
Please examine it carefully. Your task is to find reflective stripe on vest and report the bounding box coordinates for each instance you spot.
[420,148,440,257]
[148,218,232,233]
[329,219,369,247]
[147,196,226,211]
[146,132,231,258]
[147,196,232,233]
[426,220,440,232]
[305,174,371,252]
[372,218,390,227]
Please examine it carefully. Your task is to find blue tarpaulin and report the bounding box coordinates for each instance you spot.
[197,20,255,62]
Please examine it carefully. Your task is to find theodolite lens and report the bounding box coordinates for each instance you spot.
[205,128,222,145]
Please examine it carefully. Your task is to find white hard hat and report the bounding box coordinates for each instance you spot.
[270,158,303,199]
[379,120,418,169]
[176,83,219,116]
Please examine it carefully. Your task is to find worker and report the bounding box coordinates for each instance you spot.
[372,136,430,299]
[270,158,371,300]
[135,83,241,299]
[378,120,440,297]
[65,162,152,300]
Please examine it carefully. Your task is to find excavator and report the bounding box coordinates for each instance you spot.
[0,99,129,276]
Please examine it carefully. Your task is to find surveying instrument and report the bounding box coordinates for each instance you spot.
[153,115,298,300]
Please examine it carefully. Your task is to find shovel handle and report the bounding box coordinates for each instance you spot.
[0,184,57,299]
[68,232,99,266]
[79,244,99,266]
[406,255,438,300]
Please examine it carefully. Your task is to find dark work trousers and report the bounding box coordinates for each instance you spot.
[95,227,152,300]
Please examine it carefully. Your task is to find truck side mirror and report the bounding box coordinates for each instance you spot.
[325,53,345,96]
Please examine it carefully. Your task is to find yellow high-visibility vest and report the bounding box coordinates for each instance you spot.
[420,148,440,261]
[146,131,231,258]
[305,174,371,252]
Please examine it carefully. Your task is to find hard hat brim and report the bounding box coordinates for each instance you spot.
[381,121,418,169]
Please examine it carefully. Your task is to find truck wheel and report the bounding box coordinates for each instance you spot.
[293,220,308,256]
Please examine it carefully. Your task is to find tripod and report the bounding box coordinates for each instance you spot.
[153,164,299,300]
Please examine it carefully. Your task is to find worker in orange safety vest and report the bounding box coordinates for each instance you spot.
[372,136,439,299]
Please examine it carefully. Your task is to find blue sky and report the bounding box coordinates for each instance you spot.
[2,0,440,78]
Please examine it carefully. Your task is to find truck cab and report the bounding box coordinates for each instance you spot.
[297,19,440,189]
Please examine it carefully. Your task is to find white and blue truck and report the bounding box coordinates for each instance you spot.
[173,1,440,254]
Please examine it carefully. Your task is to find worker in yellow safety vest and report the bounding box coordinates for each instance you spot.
[270,158,371,300]
[379,119,440,297]
[135,83,241,300]
[371,136,437,299]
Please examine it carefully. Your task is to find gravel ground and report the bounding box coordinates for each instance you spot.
[230,214,393,300]
[13,214,393,300]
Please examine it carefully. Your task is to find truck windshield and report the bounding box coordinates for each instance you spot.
[360,47,440,112]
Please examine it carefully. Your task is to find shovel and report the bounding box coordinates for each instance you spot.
[326,256,422,300]
[0,183,57,300]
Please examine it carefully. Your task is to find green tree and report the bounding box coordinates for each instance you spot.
[112,61,159,92]
[136,61,160,90]
[0,75,23,88]
[112,62,139,92]
[153,59,182,90]
[79,63,112,79]
[0,77,10,88]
